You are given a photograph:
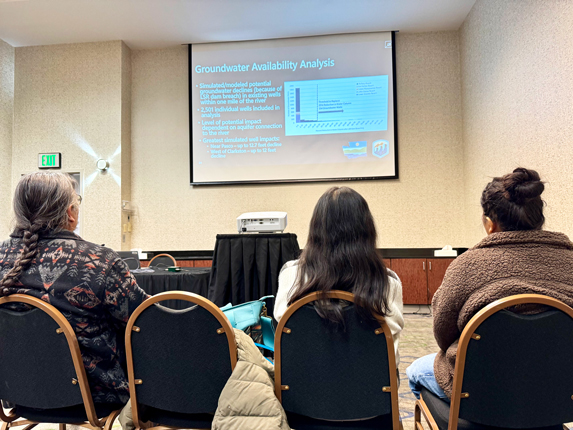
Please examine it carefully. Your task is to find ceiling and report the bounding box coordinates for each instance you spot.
[0,0,477,49]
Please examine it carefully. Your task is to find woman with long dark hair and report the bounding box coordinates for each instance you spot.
[0,172,148,407]
[406,167,573,401]
[274,186,404,365]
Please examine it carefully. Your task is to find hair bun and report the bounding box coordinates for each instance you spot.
[504,167,544,204]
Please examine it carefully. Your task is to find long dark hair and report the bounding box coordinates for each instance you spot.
[288,187,390,325]
[481,167,545,231]
[1,172,78,296]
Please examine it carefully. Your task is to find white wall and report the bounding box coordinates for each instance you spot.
[0,39,14,239]
[121,42,133,250]
[460,0,573,245]
[6,3,573,251]
[12,41,130,249]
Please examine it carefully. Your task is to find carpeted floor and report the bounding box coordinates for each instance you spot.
[399,313,436,428]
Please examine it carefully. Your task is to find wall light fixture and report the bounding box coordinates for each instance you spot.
[96,159,109,171]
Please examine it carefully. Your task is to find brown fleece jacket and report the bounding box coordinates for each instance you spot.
[432,230,573,398]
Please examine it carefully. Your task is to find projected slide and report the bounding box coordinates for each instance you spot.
[285,76,388,136]
[190,32,397,184]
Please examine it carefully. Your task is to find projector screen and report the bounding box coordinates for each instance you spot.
[190,32,397,185]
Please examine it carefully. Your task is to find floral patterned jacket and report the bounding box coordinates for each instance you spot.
[0,230,149,405]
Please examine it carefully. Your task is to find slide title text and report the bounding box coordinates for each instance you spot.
[195,58,335,74]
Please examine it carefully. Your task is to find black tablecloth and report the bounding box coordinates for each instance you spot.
[133,267,211,309]
[207,234,301,313]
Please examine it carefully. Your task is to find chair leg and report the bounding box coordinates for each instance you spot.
[414,401,423,430]
[1,421,38,430]
[415,398,439,430]
[103,410,121,430]
[59,424,66,430]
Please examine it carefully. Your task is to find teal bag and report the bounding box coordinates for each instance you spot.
[259,314,275,351]
[221,295,275,352]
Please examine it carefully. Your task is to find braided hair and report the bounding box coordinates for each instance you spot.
[1,172,78,296]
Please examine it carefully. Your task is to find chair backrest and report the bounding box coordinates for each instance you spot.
[118,251,140,270]
[274,291,400,428]
[0,294,101,426]
[449,294,573,429]
[148,253,176,268]
[126,291,237,427]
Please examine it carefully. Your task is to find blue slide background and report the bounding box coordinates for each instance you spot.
[284,75,388,136]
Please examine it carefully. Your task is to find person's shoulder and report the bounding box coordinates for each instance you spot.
[443,244,484,270]
[279,259,300,276]
[385,268,403,294]
[435,248,486,290]
[66,237,123,266]
[386,268,400,284]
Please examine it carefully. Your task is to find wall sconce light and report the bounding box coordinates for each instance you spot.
[96,159,109,171]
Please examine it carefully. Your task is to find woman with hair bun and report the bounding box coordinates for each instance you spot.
[0,172,148,407]
[407,167,573,400]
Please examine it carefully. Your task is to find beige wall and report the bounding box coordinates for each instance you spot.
[12,41,129,249]
[7,3,573,251]
[0,39,14,239]
[121,42,133,250]
[460,0,573,245]
[130,32,465,250]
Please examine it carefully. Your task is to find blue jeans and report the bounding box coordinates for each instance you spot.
[406,353,449,402]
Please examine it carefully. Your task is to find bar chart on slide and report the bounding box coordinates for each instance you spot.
[284,75,389,136]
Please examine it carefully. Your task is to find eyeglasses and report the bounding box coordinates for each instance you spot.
[77,194,82,205]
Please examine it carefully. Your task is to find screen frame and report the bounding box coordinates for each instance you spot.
[189,31,399,186]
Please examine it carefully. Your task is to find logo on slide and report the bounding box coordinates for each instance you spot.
[372,140,389,158]
[342,141,367,159]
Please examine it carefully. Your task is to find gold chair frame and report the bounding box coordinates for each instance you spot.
[147,254,177,268]
[274,290,402,430]
[0,294,121,430]
[125,291,237,430]
[415,294,573,430]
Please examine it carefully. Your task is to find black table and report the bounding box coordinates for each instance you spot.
[207,233,301,314]
[133,267,211,309]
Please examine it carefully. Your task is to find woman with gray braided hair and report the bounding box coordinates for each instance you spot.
[0,171,149,407]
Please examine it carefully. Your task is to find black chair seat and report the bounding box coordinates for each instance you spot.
[141,405,213,428]
[125,292,237,430]
[275,292,401,429]
[0,294,121,429]
[420,388,563,430]
[286,412,393,430]
[14,403,123,424]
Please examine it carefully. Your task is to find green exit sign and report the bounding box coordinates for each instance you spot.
[38,153,62,169]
